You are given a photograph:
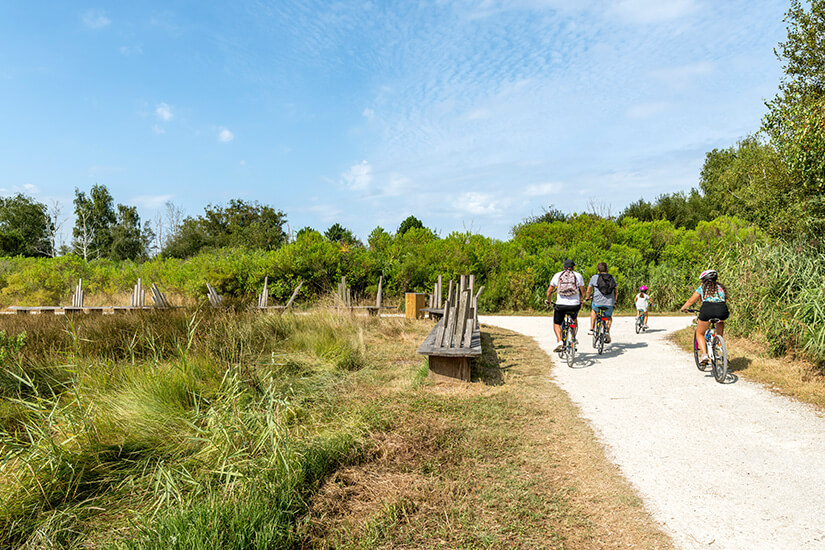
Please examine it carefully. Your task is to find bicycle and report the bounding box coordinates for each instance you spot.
[548,302,577,367]
[593,306,609,355]
[635,304,653,334]
[687,308,728,383]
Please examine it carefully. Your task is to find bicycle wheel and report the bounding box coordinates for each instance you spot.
[565,328,576,367]
[596,324,605,355]
[694,333,708,371]
[711,335,728,383]
[635,315,642,334]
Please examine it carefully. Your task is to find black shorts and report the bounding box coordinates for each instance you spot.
[698,302,729,322]
[554,304,581,325]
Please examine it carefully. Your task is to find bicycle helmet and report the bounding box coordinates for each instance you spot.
[639,285,648,291]
[699,269,717,281]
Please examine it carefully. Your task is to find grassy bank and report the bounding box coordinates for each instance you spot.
[1,310,670,548]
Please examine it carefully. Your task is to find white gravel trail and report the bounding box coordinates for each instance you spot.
[479,315,825,549]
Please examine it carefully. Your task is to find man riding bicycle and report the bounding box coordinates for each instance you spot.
[544,259,586,352]
[585,262,617,343]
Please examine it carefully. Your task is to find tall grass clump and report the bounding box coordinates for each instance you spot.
[0,309,372,548]
[720,241,825,368]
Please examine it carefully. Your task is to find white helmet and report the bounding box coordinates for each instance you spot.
[699,269,717,281]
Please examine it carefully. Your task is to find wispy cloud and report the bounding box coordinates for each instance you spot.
[524,182,563,196]
[610,0,697,23]
[453,192,503,216]
[131,194,175,209]
[0,183,41,196]
[218,127,235,142]
[626,101,671,119]
[652,61,714,89]
[341,160,373,191]
[82,10,111,29]
[152,124,165,134]
[120,45,143,56]
[155,103,173,121]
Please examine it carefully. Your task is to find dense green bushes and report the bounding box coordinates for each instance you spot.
[2,213,822,366]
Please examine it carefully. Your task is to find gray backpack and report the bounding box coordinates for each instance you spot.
[557,270,578,297]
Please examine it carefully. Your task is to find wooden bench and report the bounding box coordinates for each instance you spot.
[257,277,302,312]
[335,276,396,317]
[417,275,483,381]
[422,275,483,327]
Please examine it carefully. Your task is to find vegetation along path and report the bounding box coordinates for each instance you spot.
[479,315,825,549]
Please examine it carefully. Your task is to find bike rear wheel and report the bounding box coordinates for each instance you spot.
[596,323,605,355]
[711,335,728,383]
[635,315,642,334]
[694,333,709,371]
[565,328,576,367]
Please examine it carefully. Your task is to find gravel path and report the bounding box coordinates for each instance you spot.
[479,315,825,549]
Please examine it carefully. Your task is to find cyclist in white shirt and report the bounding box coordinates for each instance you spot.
[544,259,586,352]
[634,286,652,329]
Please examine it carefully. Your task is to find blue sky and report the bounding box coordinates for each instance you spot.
[0,0,789,243]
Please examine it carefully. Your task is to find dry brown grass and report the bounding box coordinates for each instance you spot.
[302,323,672,549]
[671,326,825,410]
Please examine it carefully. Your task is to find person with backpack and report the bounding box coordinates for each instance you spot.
[544,259,586,352]
[585,262,617,343]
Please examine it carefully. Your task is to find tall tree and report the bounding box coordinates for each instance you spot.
[397,215,424,235]
[110,204,153,261]
[0,194,52,257]
[762,0,825,236]
[72,185,116,260]
[324,223,359,245]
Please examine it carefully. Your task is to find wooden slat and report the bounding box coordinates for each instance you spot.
[285,280,302,308]
[434,303,450,347]
[454,289,469,347]
[444,297,459,348]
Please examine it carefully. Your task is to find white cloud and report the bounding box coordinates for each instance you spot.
[152,124,165,134]
[218,127,235,142]
[0,184,41,196]
[453,192,500,215]
[82,10,111,29]
[155,103,173,121]
[611,0,697,23]
[131,194,175,209]
[524,182,563,196]
[362,108,375,119]
[626,101,670,119]
[341,160,373,191]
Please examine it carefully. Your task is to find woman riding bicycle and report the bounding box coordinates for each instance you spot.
[680,269,729,365]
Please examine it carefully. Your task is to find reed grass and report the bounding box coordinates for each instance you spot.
[0,309,372,548]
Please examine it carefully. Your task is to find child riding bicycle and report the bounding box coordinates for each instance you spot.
[635,286,653,329]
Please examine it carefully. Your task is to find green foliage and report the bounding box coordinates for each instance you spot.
[164,199,287,258]
[323,223,359,245]
[0,194,52,257]
[397,215,425,235]
[73,184,117,260]
[620,189,711,229]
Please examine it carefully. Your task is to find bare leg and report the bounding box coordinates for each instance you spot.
[716,320,725,337]
[644,311,649,325]
[553,323,562,343]
[589,309,596,330]
[607,316,613,331]
[696,319,710,355]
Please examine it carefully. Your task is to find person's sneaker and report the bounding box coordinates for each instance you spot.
[604,332,612,343]
[699,354,709,364]
[587,329,594,335]
[643,324,649,329]
[554,343,563,352]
